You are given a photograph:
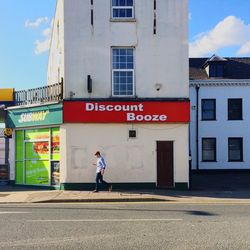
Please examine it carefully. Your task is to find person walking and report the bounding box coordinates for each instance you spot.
[93,151,112,192]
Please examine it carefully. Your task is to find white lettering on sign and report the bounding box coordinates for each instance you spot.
[18,111,49,123]
[127,113,167,122]
[85,103,144,112]
[84,103,168,122]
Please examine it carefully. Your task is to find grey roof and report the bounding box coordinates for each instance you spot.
[189,57,250,80]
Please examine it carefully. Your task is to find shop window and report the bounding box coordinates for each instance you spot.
[15,131,24,184]
[15,127,60,186]
[112,48,134,96]
[202,138,216,162]
[201,99,216,120]
[51,161,60,186]
[111,0,134,19]
[228,138,243,162]
[228,98,242,120]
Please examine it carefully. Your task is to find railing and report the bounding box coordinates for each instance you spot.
[14,80,63,106]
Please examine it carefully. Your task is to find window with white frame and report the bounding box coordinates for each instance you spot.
[112,48,134,96]
[111,0,134,19]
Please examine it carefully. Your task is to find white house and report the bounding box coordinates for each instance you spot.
[46,0,189,190]
[190,55,250,170]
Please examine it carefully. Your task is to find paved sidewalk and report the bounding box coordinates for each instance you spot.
[1,185,250,203]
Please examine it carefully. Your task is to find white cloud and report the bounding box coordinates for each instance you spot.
[33,19,53,55]
[237,42,250,55]
[189,16,250,57]
[25,17,49,28]
[34,38,50,55]
[42,28,51,37]
[188,13,192,20]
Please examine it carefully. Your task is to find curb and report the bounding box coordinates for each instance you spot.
[34,197,169,203]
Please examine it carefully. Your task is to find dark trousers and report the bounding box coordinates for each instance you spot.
[95,172,109,191]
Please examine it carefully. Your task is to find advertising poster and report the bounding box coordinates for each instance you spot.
[25,128,50,140]
[25,160,50,185]
[51,128,60,161]
[15,127,60,186]
[25,141,49,160]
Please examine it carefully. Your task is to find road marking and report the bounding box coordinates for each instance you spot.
[27,218,183,222]
[0,211,31,214]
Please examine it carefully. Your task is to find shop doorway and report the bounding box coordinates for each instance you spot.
[157,141,174,188]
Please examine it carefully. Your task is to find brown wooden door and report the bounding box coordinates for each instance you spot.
[157,141,174,188]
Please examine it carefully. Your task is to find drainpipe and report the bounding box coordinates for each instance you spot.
[195,85,200,170]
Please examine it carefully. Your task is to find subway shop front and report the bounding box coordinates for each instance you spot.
[6,103,62,187]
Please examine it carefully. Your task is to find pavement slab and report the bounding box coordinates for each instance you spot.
[1,186,250,204]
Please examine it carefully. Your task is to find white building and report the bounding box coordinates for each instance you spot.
[190,55,250,170]
[47,0,189,190]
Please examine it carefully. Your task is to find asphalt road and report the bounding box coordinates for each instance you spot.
[0,202,250,250]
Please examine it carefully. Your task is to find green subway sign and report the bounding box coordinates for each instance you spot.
[7,103,62,128]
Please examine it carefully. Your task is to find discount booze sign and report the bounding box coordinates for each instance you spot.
[63,101,190,123]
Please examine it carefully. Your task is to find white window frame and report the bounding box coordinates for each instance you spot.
[111,47,135,97]
[112,69,135,97]
[111,0,134,19]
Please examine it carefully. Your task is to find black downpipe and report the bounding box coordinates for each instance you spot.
[196,85,200,170]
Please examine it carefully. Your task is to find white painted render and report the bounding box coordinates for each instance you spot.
[190,81,250,170]
[46,0,190,187]
[48,0,188,99]
[60,123,189,185]
[47,0,65,86]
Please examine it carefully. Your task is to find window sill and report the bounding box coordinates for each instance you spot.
[228,160,243,162]
[201,119,217,121]
[110,18,136,22]
[227,119,243,121]
[111,96,136,98]
[202,160,217,162]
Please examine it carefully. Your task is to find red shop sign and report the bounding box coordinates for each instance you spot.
[63,101,190,123]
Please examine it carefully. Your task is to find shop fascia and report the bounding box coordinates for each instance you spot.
[7,103,62,128]
[63,101,190,123]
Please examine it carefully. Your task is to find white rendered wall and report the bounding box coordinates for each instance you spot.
[190,84,250,169]
[47,0,65,87]
[60,123,189,185]
[60,0,188,99]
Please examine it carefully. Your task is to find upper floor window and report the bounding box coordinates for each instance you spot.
[202,99,216,120]
[209,64,224,78]
[112,48,134,96]
[228,98,242,120]
[228,137,243,162]
[111,0,134,19]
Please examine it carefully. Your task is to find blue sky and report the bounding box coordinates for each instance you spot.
[0,0,250,91]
